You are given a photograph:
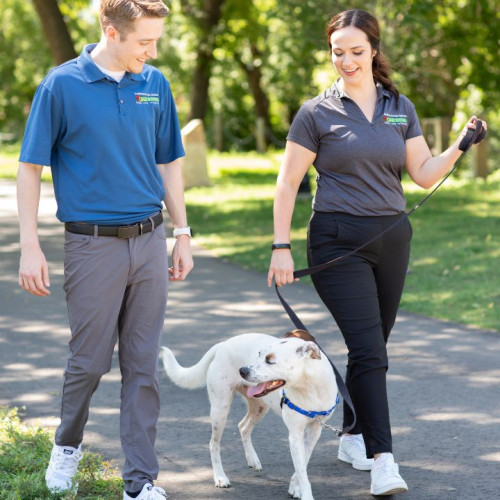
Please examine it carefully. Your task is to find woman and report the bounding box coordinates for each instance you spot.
[267,8,486,497]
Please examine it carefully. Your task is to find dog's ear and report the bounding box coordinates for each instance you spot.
[284,329,317,343]
[297,341,321,360]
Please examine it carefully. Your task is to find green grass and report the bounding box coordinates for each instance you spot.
[0,407,123,499]
[186,152,499,332]
[402,177,499,329]
[0,143,21,181]
[0,143,52,181]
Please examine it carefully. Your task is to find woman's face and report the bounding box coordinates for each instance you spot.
[330,26,375,87]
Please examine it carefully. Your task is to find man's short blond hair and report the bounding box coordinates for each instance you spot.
[99,0,170,38]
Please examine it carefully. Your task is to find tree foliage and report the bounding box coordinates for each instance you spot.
[0,0,53,136]
[1,0,498,164]
[0,0,100,136]
[375,0,499,118]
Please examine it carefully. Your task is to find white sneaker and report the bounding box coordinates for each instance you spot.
[45,443,83,492]
[338,434,374,471]
[370,453,408,496]
[123,483,168,499]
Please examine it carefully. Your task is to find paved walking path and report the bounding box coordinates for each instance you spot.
[1,179,499,499]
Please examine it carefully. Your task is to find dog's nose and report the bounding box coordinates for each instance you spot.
[239,366,250,379]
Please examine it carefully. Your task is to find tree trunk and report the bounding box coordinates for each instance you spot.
[236,43,271,148]
[189,48,213,121]
[182,0,224,122]
[32,0,77,65]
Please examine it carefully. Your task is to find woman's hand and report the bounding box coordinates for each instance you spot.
[267,249,297,287]
[457,115,487,148]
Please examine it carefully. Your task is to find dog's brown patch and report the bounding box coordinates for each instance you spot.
[283,329,316,343]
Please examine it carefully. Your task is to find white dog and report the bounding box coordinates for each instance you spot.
[160,329,339,500]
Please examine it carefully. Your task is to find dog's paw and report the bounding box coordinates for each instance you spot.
[214,475,231,488]
[288,474,301,498]
[288,475,314,500]
[247,453,262,471]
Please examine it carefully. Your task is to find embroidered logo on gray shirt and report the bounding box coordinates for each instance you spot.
[384,114,408,125]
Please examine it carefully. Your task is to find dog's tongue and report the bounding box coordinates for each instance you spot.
[247,383,267,398]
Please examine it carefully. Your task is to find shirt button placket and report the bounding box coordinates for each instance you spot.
[118,89,126,115]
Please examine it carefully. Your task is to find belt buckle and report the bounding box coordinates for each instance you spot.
[117,224,137,239]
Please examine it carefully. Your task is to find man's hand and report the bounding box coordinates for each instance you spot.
[168,235,193,281]
[19,243,50,296]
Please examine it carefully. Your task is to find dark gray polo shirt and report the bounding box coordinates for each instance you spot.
[287,82,422,216]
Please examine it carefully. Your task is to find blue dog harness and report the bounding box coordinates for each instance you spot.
[280,389,341,419]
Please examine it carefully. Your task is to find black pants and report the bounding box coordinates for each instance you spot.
[307,211,412,458]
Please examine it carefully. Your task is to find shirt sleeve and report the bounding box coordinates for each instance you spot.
[404,98,423,140]
[286,100,320,153]
[155,77,185,164]
[19,83,64,167]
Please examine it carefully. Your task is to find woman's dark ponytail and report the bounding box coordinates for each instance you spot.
[373,51,399,99]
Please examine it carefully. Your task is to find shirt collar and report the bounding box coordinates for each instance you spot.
[330,80,391,100]
[377,83,392,99]
[77,43,146,83]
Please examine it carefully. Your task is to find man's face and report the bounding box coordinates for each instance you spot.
[108,17,164,73]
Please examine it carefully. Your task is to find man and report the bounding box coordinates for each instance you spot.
[17,1,192,498]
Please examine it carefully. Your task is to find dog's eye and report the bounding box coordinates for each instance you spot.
[265,355,275,365]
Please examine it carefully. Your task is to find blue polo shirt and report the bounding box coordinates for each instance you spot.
[288,82,423,216]
[20,44,185,224]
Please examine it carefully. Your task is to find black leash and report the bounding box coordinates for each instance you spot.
[275,121,486,435]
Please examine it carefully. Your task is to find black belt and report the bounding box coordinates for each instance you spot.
[64,212,163,239]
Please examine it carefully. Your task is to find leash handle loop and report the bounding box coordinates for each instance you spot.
[459,119,486,152]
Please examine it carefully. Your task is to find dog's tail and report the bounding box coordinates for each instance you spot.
[160,344,220,389]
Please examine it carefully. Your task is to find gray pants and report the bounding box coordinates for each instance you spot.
[55,222,168,492]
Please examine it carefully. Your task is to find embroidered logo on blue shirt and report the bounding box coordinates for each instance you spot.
[135,92,160,104]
